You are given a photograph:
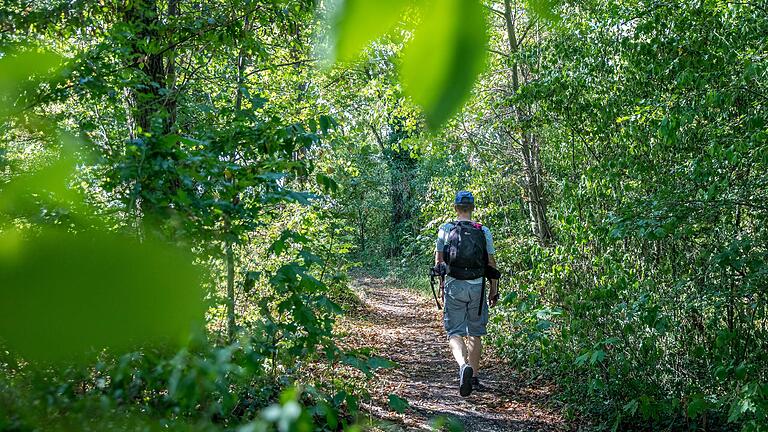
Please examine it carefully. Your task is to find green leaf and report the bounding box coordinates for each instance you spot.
[527,0,561,22]
[623,399,639,415]
[333,0,413,62]
[316,295,343,315]
[316,173,339,193]
[687,394,707,419]
[728,397,754,423]
[270,239,287,255]
[299,250,324,267]
[387,394,409,413]
[590,349,606,365]
[342,355,369,374]
[400,0,488,130]
[0,228,204,363]
[243,271,261,293]
[367,356,396,370]
[430,416,463,432]
[734,362,747,380]
[319,115,337,135]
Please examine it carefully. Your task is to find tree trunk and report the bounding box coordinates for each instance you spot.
[521,133,553,243]
[358,206,366,253]
[124,0,174,135]
[386,147,417,256]
[226,240,236,342]
[503,0,553,245]
[122,0,179,234]
[225,13,251,343]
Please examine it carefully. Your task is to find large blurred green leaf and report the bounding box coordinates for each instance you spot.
[0,228,204,363]
[330,0,489,130]
[0,50,62,117]
[332,0,413,62]
[400,0,488,129]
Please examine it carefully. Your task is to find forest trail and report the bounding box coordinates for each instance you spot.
[338,276,570,432]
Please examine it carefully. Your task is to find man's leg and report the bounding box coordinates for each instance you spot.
[448,335,468,366]
[444,280,474,396]
[466,336,482,373]
[466,282,489,390]
[449,335,474,396]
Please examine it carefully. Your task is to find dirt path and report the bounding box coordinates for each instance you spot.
[338,276,569,432]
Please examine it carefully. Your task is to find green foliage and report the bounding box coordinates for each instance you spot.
[527,0,561,22]
[478,1,768,429]
[336,0,768,430]
[0,49,62,118]
[430,415,463,432]
[0,2,361,430]
[4,0,768,431]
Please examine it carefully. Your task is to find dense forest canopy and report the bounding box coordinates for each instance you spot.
[1,0,767,431]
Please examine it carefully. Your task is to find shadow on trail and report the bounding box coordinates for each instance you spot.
[340,276,569,432]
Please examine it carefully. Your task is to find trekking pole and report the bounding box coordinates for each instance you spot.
[439,274,445,307]
[429,268,443,310]
[478,277,485,316]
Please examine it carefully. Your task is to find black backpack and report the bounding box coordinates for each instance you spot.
[443,220,488,280]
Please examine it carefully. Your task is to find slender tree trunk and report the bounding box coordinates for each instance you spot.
[226,239,236,341]
[503,0,553,244]
[358,206,366,253]
[165,0,179,130]
[225,14,251,342]
[521,133,553,242]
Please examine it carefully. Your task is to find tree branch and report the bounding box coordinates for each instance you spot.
[244,58,317,77]
[488,48,510,58]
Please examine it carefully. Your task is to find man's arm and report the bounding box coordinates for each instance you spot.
[488,254,500,307]
[434,251,448,278]
[435,224,448,273]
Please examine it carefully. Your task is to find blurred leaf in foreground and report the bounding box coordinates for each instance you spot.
[329,0,489,130]
[0,228,204,363]
[0,49,63,118]
[400,0,488,130]
[331,0,414,62]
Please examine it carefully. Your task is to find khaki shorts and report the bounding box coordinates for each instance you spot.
[443,278,489,338]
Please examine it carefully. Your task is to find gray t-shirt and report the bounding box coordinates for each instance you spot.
[435,221,495,284]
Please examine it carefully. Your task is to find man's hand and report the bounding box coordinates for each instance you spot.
[433,262,448,277]
[489,282,499,308]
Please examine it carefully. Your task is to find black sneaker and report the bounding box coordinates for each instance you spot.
[459,364,474,397]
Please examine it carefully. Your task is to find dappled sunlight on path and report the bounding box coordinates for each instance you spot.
[339,276,569,431]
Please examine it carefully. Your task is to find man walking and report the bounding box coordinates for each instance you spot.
[434,190,499,397]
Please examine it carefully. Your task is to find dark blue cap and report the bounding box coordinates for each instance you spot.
[454,190,474,205]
